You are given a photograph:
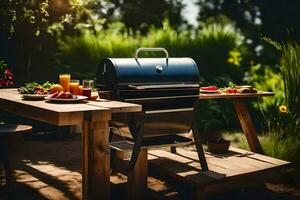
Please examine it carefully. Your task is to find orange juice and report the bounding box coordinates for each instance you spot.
[78,85,83,95]
[69,80,79,95]
[59,74,71,92]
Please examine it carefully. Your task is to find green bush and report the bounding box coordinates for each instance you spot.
[56,23,140,79]
[56,21,245,84]
[246,64,285,110]
[240,39,300,163]
[278,41,300,117]
[262,40,300,139]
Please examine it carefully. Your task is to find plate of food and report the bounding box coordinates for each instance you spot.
[22,94,48,99]
[219,82,258,94]
[18,82,53,99]
[45,91,88,102]
[200,86,219,93]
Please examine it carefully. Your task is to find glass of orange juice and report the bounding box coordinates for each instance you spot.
[59,74,71,92]
[78,85,83,95]
[70,80,79,95]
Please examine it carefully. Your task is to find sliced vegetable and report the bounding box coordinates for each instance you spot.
[200,86,218,91]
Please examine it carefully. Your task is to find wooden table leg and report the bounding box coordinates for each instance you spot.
[233,99,263,154]
[82,111,111,200]
[128,148,148,200]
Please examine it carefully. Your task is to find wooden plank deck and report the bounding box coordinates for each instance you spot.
[148,146,292,199]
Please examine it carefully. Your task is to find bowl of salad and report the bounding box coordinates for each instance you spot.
[18,82,54,99]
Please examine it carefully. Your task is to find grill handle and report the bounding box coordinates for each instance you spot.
[128,84,199,90]
[135,47,169,60]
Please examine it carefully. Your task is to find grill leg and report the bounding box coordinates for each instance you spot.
[110,149,117,174]
[192,123,208,171]
[109,128,114,142]
[129,124,144,170]
[170,146,177,153]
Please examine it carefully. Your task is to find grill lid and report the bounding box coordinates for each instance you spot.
[96,48,200,101]
[97,48,200,88]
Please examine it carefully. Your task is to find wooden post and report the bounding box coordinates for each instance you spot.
[82,111,111,200]
[233,99,263,154]
[128,148,148,200]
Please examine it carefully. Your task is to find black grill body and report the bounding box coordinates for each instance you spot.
[96,48,208,170]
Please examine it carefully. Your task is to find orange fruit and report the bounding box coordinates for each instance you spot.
[50,84,64,94]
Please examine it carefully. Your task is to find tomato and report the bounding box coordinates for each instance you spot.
[227,88,237,93]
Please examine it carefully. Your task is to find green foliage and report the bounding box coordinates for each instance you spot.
[242,39,300,162]
[109,0,186,31]
[227,132,300,162]
[194,24,245,85]
[0,60,8,75]
[246,64,285,110]
[195,101,224,132]
[57,21,245,83]
[0,0,112,83]
[196,0,300,67]
[259,40,300,140]
[278,41,300,116]
[56,23,139,79]
[260,134,300,162]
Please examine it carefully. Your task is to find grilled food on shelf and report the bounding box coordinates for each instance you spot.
[219,82,257,94]
[236,85,257,93]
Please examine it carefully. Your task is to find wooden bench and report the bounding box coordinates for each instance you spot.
[0,124,32,188]
[148,146,292,200]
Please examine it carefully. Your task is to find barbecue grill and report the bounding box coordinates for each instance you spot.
[96,48,208,170]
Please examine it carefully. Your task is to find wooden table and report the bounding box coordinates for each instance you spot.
[0,89,141,200]
[199,91,274,153]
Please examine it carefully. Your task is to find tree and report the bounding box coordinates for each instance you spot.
[110,0,186,32]
[196,0,300,64]
[0,0,111,84]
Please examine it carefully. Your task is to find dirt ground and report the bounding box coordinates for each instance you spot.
[0,133,299,200]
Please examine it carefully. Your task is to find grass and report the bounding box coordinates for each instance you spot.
[223,132,248,149]
[223,132,300,163]
[260,134,300,162]
[261,39,300,136]
[279,41,300,115]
